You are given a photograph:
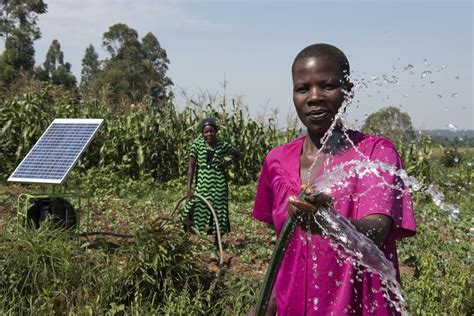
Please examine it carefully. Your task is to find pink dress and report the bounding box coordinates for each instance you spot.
[252,131,416,316]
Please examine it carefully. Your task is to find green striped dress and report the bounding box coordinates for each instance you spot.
[181,137,235,234]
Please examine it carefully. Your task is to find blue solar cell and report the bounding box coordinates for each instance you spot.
[8,119,103,184]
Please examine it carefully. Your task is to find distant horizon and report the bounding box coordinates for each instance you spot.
[1,0,472,130]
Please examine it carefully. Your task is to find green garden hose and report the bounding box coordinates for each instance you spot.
[172,193,224,265]
[255,189,317,315]
[254,217,296,316]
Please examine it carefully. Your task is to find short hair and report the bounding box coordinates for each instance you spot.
[292,43,350,83]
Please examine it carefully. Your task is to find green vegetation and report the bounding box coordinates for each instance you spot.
[0,1,472,314]
[362,106,416,142]
[0,149,472,314]
[0,103,473,315]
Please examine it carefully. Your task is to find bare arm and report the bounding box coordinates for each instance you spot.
[350,214,392,247]
[186,157,197,200]
[288,194,392,247]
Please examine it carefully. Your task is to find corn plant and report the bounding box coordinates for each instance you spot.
[1,88,294,184]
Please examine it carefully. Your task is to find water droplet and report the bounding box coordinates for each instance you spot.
[313,297,319,309]
[421,71,432,79]
[328,270,334,277]
[451,93,458,98]
[437,94,442,99]
[429,80,435,84]
[423,58,429,65]
[455,76,460,80]
[382,74,399,85]
[403,64,414,71]
[447,123,458,132]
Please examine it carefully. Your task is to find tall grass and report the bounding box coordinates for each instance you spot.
[0,221,98,314]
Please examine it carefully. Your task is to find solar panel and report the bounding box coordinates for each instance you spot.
[8,118,103,184]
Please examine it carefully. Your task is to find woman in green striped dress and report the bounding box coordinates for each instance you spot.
[182,118,241,236]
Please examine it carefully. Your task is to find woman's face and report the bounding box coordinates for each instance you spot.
[202,124,217,144]
[292,56,350,139]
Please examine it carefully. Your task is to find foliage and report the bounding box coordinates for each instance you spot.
[36,39,77,88]
[0,88,293,184]
[362,106,415,142]
[0,0,47,86]
[0,8,471,313]
[0,195,260,315]
[397,137,434,190]
[0,92,103,177]
[87,23,172,110]
[439,147,463,168]
[80,44,100,89]
[97,221,209,313]
[0,148,473,314]
[0,221,98,314]
[398,202,473,315]
[0,31,36,86]
[0,0,47,40]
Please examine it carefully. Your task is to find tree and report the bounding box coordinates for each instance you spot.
[36,39,76,88]
[0,0,47,85]
[0,30,35,84]
[43,39,64,72]
[0,0,47,40]
[102,23,139,58]
[141,32,173,100]
[361,106,416,142]
[93,24,173,110]
[80,44,99,88]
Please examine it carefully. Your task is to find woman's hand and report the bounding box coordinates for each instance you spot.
[288,185,332,234]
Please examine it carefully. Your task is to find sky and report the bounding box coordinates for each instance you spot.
[3,0,473,130]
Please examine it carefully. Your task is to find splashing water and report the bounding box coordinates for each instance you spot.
[310,204,407,313]
[403,64,414,71]
[302,157,458,314]
[421,70,432,79]
[447,123,458,132]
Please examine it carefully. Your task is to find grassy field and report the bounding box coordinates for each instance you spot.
[0,158,472,315]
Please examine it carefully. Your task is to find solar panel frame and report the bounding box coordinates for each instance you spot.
[7,118,103,184]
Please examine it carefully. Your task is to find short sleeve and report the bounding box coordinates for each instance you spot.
[252,158,275,225]
[189,139,199,158]
[355,142,416,239]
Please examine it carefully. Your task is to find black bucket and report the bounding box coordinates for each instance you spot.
[27,197,77,230]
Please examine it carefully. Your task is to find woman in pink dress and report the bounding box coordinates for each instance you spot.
[251,43,416,315]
